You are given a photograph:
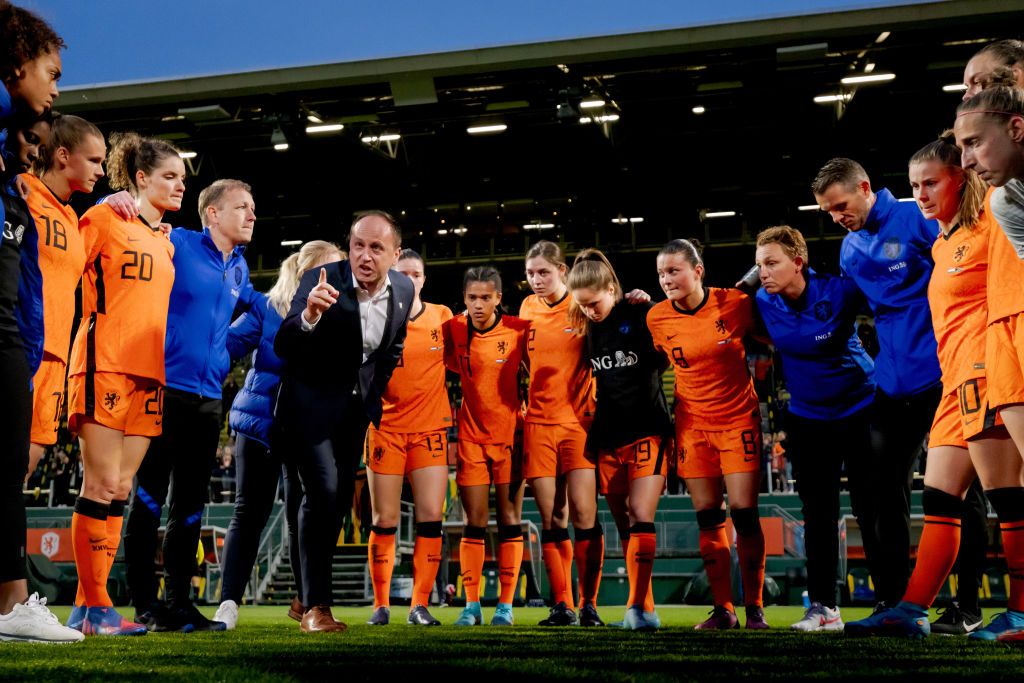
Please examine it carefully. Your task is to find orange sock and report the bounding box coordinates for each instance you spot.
[104,499,126,577]
[368,526,397,609]
[541,527,571,606]
[697,509,734,611]
[984,487,1024,612]
[903,488,962,608]
[460,526,487,603]
[732,508,766,608]
[412,522,443,608]
[71,497,112,607]
[558,537,575,609]
[573,526,604,606]
[626,523,657,611]
[620,532,654,611]
[498,525,524,605]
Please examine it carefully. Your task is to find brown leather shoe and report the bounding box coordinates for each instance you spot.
[288,597,306,622]
[300,605,348,633]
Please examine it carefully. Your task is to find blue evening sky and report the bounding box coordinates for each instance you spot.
[26,0,936,88]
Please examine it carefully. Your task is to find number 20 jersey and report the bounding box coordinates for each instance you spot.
[20,172,85,362]
[69,204,175,383]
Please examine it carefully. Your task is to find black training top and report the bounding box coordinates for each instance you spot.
[0,189,28,339]
[585,299,672,451]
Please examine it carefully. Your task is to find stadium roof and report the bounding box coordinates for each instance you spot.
[49,0,1024,290]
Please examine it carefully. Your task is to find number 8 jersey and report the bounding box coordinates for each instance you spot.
[69,203,175,384]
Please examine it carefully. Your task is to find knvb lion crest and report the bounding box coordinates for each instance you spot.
[372,447,384,464]
[103,391,121,410]
[883,238,903,260]
[814,301,832,322]
[954,244,970,263]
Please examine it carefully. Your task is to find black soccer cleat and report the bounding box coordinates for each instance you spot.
[931,602,983,636]
[367,606,391,626]
[406,605,441,626]
[174,602,227,632]
[578,602,605,627]
[538,601,578,626]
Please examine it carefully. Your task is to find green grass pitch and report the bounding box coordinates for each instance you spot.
[2,605,1024,681]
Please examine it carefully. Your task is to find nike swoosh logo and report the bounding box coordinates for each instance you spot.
[666,334,677,340]
[128,237,140,242]
[42,204,53,210]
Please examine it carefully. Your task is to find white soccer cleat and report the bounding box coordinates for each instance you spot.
[791,602,843,632]
[0,593,85,643]
[213,600,239,630]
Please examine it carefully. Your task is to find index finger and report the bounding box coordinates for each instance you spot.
[319,267,327,285]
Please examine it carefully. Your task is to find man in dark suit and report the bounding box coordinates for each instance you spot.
[274,211,414,633]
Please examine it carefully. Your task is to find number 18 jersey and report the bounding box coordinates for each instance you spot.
[20,173,86,362]
[69,204,175,383]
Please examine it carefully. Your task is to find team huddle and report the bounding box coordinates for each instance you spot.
[3,1,1024,645]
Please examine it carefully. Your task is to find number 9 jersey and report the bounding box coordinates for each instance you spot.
[67,204,175,436]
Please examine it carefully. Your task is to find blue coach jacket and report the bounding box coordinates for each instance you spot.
[226,293,283,445]
[164,227,256,398]
[757,269,876,421]
[839,188,940,399]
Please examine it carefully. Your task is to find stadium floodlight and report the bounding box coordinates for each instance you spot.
[814,94,849,103]
[273,143,289,151]
[437,229,449,235]
[467,124,508,135]
[362,134,401,143]
[841,73,895,85]
[705,211,737,218]
[306,123,344,134]
[280,240,301,246]
[798,204,820,211]
[943,83,968,92]
[692,106,706,114]
[629,217,644,223]
[271,127,289,151]
[579,114,620,124]
[178,151,197,159]
[579,98,605,109]
[875,31,890,43]
[523,222,555,230]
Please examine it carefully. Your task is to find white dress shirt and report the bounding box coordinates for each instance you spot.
[301,273,391,364]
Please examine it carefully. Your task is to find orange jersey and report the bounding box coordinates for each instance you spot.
[69,204,175,383]
[987,187,1024,324]
[20,173,87,362]
[929,214,992,393]
[519,293,596,425]
[646,287,759,431]
[379,302,454,433]
[443,312,529,445]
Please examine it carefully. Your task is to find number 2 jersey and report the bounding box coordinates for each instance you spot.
[20,173,86,363]
[443,311,529,445]
[69,204,175,383]
[378,301,454,433]
[585,300,671,451]
[646,287,760,431]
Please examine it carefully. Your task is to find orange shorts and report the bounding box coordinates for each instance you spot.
[365,426,449,476]
[676,418,762,479]
[987,313,1024,409]
[456,440,521,487]
[598,435,669,496]
[523,421,594,479]
[67,372,164,437]
[928,379,1002,449]
[31,354,67,445]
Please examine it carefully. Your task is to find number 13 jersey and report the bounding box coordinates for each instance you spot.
[69,204,175,383]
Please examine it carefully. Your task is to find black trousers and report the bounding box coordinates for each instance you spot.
[124,388,222,609]
[288,412,368,607]
[0,343,30,583]
[870,384,943,604]
[788,406,881,607]
[219,431,303,604]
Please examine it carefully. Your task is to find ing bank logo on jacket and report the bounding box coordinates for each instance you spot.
[591,350,639,371]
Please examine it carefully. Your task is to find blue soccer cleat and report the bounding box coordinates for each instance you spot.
[490,603,514,626]
[622,606,659,631]
[66,605,86,631]
[969,610,1024,641]
[81,607,147,636]
[454,601,482,626]
[844,601,930,639]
